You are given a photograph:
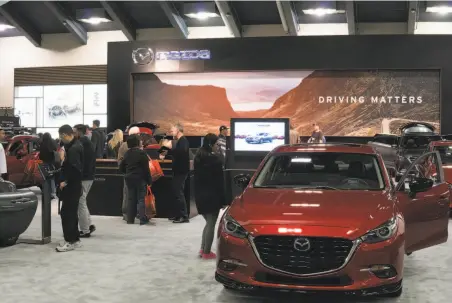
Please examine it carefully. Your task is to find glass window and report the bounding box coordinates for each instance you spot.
[36,128,59,140]
[43,85,83,127]
[433,146,452,165]
[14,86,43,98]
[14,98,37,127]
[254,152,385,190]
[83,84,107,114]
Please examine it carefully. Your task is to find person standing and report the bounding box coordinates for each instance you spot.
[289,123,301,145]
[194,133,226,259]
[162,123,190,223]
[118,126,140,220]
[74,124,96,238]
[0,128,7,180]
[107,129,123,159]
[308,123,326,143]
[38,133,58,198]
[216,125,228,165]
[56,125,84,252]
[119,134,152,225]
[91,119,105,159]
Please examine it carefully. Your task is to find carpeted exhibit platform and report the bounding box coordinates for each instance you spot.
[1,195,452,303]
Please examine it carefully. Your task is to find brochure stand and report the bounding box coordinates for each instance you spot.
[19,164,59,245]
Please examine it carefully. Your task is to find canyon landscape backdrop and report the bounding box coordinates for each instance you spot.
[133,70,440,136]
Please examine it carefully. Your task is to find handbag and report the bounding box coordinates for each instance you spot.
[145,185,157,218]
[149,158,164,182]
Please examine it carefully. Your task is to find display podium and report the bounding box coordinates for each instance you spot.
[19,163,57,245]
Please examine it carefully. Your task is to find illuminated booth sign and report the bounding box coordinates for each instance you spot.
[132,48,210,65]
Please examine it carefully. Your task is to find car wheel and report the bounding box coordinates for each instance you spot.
[0,236,18,247]
[382,286,403,298]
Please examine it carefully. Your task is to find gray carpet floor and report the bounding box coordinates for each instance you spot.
[1,196,452,303]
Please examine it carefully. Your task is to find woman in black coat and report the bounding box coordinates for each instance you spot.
[38,133,58,198]
[194,133,226,259]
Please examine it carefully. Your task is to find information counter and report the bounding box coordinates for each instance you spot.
[87,159,194,218]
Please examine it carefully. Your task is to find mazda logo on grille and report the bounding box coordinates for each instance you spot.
[293,237,311,252]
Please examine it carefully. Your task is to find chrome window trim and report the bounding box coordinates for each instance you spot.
[248,235,362,277]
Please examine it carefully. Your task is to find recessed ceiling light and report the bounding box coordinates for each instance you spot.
[78,17,111,25]
[426,6,452,14]
[0,24,14,31]
[303,8,343,16]
[185,12,219,20]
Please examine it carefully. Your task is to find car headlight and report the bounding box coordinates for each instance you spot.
[361,217,397,244]
[223,215,248,239]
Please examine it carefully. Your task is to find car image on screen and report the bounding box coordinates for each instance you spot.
[245,132,273,144]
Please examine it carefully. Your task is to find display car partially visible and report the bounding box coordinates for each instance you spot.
[216,143,449,297]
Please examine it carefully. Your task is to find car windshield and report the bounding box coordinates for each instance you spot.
[433,146,452,164]
[254,152,385,190]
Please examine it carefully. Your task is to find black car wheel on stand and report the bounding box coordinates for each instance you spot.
[0,180,38,247]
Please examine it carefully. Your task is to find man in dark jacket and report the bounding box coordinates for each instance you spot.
[119,135,152,225]
[74,124,96,237]
[161,123,190,224]
[91,119,105,159]
[56,124,84,252]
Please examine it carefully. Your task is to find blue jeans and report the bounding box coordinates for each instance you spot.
[126,179,147,223]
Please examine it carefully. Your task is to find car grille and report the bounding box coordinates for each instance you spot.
[252,236,354,275]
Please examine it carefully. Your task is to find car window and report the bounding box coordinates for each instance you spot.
[9,141,24,156]
[254,152,385,190]
[433,146,452,165]
[398,152,442,190]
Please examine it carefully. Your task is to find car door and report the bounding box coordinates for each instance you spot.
[395,151,450,253]
[6,139,27,185]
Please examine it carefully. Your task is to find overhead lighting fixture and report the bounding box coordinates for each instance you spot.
[0,24,14,31]
[76,8,112,25]
[183,2,219,20]
[303,8,344,16]
[426,6,452,14]
[185,12,219,20]
[78,17,111,25]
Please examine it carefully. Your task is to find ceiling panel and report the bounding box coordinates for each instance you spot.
[231,1,281,25]
[355,1,409,23]
[9,1,68,34]
[122,1,172,29]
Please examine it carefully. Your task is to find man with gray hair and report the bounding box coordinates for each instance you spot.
[118,126,140,220]
[162,122,190,223]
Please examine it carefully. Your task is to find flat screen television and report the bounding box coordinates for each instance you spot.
[230,118,290,154]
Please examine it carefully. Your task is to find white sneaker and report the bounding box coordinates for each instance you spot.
[56,242,74,252]
[73,241,82,249]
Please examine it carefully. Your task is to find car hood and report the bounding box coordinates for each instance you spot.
[228,188,395,239]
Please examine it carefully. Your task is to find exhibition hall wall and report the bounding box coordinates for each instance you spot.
[0,23,449,108]
[14,84,107,136]
[133,70,440,136]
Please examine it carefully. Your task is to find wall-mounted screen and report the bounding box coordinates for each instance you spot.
[43,85,83,127]
[84,84,107,114]
[14,98,37,127]
[233,121,286,152]
[133,70,440,136]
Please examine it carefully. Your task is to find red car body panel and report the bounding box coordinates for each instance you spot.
[428,141,452,207]
[216,143,449,295]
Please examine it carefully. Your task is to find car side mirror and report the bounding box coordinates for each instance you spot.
[233,174,251,189]
[409,177,433,196]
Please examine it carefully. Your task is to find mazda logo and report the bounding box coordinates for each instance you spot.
[293,237,311,252]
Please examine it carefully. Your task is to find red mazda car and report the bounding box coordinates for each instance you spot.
[216,143,450,297]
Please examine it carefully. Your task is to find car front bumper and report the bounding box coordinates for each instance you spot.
[216,231,405,295]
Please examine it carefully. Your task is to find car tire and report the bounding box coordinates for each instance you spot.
[0,236,18,247]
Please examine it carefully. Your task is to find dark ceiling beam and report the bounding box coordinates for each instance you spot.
[276,0,299,36]
[345,1,356,35]
[0,5,41,46]
[407,1,419,34]
[100,1,136,41]
[159,1,188,38]
[44,1,87,45]
[214,1,242,37]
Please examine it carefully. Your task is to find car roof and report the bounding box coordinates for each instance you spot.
[274,143,377,155]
